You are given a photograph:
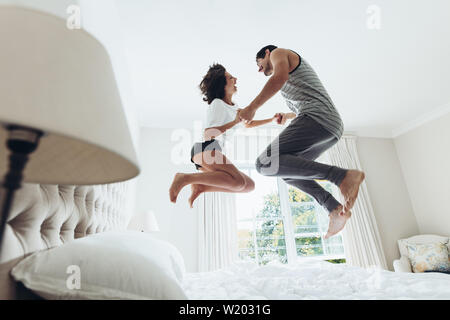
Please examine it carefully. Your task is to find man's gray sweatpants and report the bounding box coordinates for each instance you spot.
[255,114,347,213]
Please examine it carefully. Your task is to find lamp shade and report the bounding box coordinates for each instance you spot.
[0,6,139,185]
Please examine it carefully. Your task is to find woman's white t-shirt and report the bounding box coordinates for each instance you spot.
[205,98,241,147]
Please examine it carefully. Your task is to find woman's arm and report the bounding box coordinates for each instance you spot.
[204,109,241,140]
[244,112,297,128]
[275,112,296,124]
[244,116,277,128]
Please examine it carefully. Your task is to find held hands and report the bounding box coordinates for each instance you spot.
[234,108,243,124]
[239,105,257,124]
[238,106,289,127]
[273,113,282,124]
[274,112,288,125]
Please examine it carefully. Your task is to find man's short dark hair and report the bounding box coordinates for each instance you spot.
[256,45,278,60]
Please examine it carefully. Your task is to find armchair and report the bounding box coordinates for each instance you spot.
[393,234,449,273]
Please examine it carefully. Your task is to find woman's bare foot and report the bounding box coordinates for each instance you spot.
[169,173,187,203]
[339,170,365,213]
[324,205,351,239]
[188,184,205,208]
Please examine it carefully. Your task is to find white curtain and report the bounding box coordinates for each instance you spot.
[197,191,238,272]
[327,135,388,269]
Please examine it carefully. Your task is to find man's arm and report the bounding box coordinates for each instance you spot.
[240,49,291,122]
[249,49,290,109]
[285,112,296,119]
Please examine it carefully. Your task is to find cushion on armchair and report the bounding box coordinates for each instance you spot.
[395,235,449,273]
[406,242,450,273]
[398,235,449,257]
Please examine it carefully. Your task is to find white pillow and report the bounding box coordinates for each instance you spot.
[11,231,187,299]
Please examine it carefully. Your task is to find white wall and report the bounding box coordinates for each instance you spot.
[78,0,140,150]
[394,112,450,236]
[133,127,199,272]
[78,0,141,222]
[355,137,419,270]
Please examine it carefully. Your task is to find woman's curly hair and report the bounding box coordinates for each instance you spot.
[199,63,227,104]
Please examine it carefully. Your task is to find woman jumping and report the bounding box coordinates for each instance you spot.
[169,63,281,208]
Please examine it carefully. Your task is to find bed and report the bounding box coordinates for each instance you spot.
[0,182,450,300]
[1,182,449,300]
[0,188,450,300]
[182,259,450,300]
[0,182,131,299]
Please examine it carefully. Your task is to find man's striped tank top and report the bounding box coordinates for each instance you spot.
[280,51,344,139]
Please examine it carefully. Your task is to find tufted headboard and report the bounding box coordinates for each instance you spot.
[0,182,132,299]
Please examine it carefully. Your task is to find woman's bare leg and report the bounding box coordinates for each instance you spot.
[169,150,252,203]
[187,167,255,208]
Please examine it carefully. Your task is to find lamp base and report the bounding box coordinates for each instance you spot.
[0,125,42,259]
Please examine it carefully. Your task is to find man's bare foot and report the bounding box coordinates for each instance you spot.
[188,184,205,208]
[324,205,351,239]
[169,173,187,203]
[339,170,365,213]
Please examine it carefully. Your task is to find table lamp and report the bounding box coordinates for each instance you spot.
[140,210,160,233]
[0,6,140,257]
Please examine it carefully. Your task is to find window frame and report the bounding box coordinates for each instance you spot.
[236,162,346,265]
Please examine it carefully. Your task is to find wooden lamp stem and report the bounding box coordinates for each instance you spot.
[0,126,42,258]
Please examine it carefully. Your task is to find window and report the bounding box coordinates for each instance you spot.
[236,166,288,265]
[235,156,346,266]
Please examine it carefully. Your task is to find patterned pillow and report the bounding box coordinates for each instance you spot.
[407,242,450,273]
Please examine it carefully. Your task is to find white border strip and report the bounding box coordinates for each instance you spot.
[392,102,450,138]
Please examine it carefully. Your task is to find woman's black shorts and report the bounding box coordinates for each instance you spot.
[190,139,222,170]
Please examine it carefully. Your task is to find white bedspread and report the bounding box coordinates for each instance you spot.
[182,260,450,300]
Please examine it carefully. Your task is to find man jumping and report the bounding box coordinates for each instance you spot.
[239,45,365,239]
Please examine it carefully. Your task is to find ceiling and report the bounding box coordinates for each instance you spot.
[113,0,450,137]
[3,0,449,138]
